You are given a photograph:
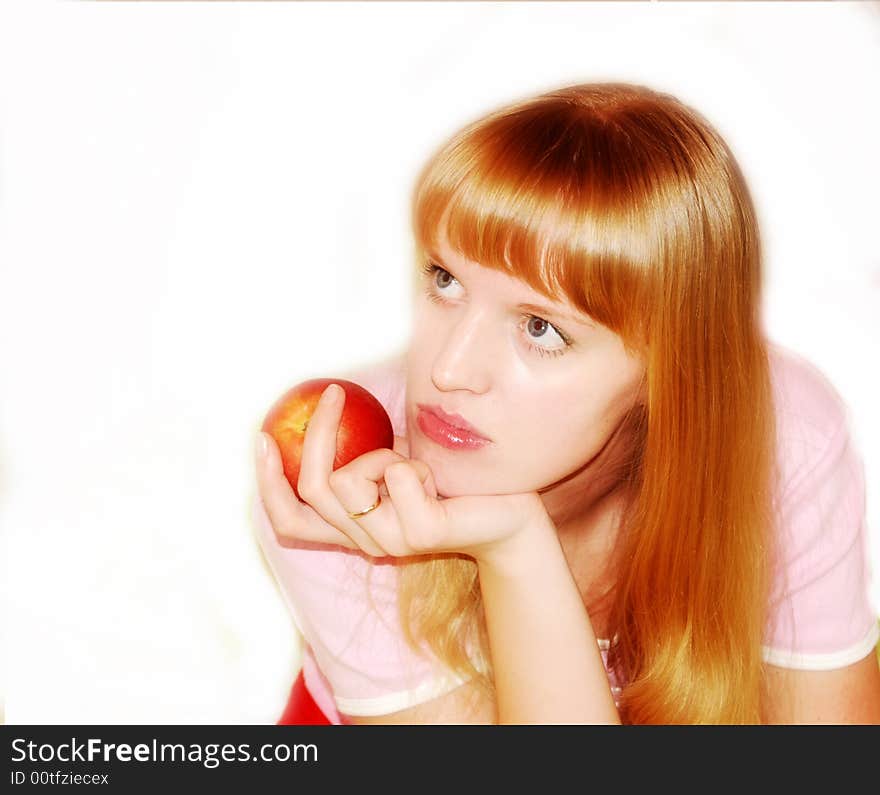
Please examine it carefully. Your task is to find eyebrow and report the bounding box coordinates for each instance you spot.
[425,250,597,330]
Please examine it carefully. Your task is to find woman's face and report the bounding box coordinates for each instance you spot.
[405,234,646,503]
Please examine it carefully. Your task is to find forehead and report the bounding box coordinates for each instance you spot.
[429,237,597,329]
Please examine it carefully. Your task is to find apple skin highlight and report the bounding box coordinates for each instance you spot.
[261,378,395,499]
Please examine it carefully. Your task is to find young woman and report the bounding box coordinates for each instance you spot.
[253,82,880,724]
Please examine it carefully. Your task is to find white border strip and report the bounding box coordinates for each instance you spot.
[335,637,613,716]
[762,623,879,670]
[337,627,880,714]
[334,673,472,717]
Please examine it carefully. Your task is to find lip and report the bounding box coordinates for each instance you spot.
[415,404,491,450]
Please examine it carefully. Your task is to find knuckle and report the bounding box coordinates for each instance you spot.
[385,460,408,481]
[411,460,430,482]
[327,468,354,494]
[296,475,319,504]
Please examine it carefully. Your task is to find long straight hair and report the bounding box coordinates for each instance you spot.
[395,83,779,723]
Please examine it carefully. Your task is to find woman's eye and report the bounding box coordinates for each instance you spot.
[435,267,454,289]
[522,315,569,353]
[432,265,460,293]
[421,260,571,357]
[421,262,464,300]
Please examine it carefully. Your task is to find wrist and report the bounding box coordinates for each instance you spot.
[475,507,559,578]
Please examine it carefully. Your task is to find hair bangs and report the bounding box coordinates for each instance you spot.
[412,109,660,348]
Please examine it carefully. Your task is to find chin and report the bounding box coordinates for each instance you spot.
[422,460,488,499]
[437,466,536,499]
[426,466,470,499]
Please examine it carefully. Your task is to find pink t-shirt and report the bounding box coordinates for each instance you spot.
[252,343,879,723]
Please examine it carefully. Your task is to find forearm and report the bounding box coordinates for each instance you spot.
[477,517,621,725]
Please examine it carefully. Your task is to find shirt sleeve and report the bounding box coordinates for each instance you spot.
[252,498,471,716]
[764,414,879,670]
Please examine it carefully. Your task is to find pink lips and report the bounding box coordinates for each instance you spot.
[415,404,491,451]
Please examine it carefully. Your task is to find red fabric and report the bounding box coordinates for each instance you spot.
[277,669,332,725]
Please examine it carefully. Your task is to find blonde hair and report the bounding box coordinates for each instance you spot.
[395,83,779,723]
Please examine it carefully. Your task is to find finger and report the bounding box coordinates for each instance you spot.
[291,385,385,556]
[295,394,421,558]
[326,447,408,557]
[382,461,446,553]
[328,454,438,556]
[390,437,435,494]
[255,431,353,548]
[406,458,437,498]
[328,446,403,508]
[336,453,438,557]
[297,383,345,500]
[254,430,307,531]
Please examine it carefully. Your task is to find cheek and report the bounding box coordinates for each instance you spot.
[408,314,443,362]
[504,385,626,464]
[517,415,601,474]
[498,393,599,466]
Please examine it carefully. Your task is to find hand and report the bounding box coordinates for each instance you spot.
[255,383,549,563]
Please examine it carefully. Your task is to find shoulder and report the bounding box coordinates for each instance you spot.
[767,342,868,517]
[767,342,865,544]
[768,342,853,490]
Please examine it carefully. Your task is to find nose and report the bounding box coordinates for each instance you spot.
[430,308,492,394]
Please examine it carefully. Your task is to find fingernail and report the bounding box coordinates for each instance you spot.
[256,432,268,458]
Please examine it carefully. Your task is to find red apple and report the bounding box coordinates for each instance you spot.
[261,378,394,499]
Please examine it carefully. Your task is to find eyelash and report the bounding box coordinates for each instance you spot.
[419,261,573,358]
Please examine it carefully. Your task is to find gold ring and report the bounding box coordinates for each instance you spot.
[347,495,382,519]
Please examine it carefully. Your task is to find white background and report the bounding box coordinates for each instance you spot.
[1,1,878,724]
